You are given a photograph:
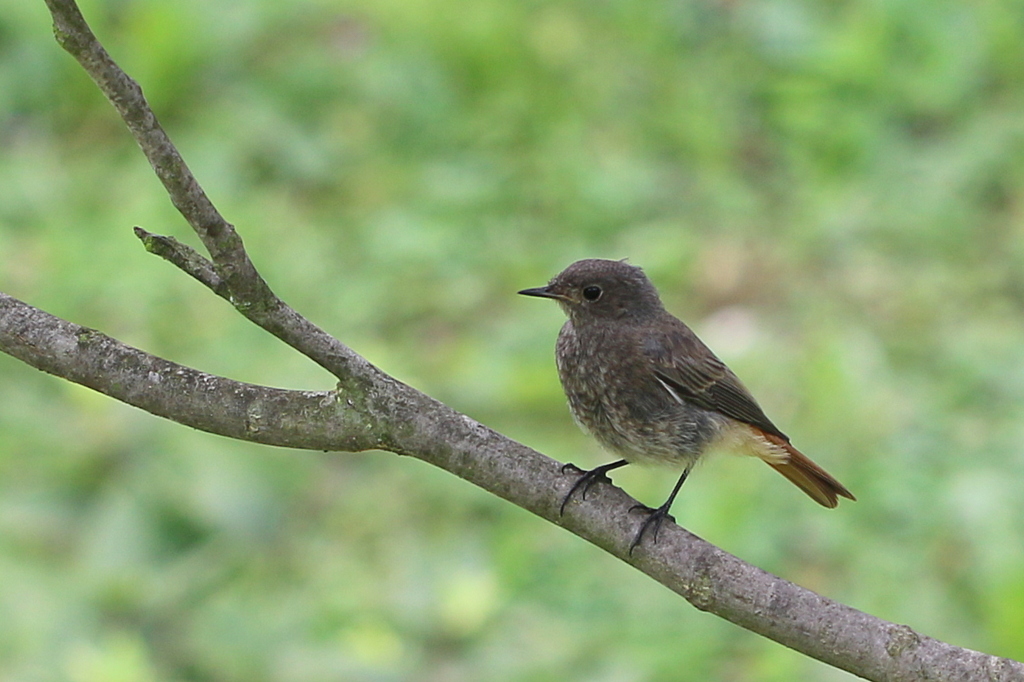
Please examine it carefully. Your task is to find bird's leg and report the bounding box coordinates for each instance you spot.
[628,463,693,555]
[559,459,630,515]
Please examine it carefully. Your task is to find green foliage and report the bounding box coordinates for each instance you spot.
[3,0,1024,679]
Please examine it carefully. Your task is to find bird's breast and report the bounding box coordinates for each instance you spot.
[555,322,722,465]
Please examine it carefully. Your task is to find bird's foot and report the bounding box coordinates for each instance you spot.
[559,460,628,515]
[627,502,676,555]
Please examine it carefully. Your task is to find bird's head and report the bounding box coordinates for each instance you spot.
[518,259,665,323]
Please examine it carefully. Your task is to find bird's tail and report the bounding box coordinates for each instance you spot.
[761,432,856,508]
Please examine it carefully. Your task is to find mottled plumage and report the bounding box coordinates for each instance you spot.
[520,259,854,552]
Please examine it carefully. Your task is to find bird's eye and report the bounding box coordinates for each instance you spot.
[582,285,602,302]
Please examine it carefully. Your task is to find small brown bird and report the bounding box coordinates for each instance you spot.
[519,259,854,553]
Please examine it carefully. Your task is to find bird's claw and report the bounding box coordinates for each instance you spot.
[558,461,631,515]
[627,504,676,555]
[559,468,613,515]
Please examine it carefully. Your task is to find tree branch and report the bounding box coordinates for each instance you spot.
[1,1,1017,680]
[42,0,376,384]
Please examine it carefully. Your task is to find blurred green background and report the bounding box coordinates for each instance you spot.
[2,0,1024,679]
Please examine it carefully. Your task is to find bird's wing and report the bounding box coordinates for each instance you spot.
[642,324,789,440]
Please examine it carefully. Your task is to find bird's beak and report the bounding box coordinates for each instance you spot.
[518,286,565,300]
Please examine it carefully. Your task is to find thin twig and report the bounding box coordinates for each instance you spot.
[133,227,225,294]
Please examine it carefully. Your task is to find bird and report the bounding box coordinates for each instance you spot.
[519,258,855,553]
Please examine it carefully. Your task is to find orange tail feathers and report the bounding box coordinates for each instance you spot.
[762,432,856,508]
